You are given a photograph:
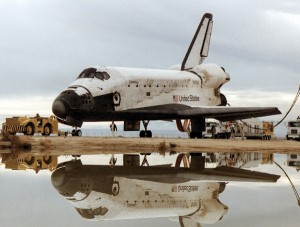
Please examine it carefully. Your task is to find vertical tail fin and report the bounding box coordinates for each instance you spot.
[181,13,213,71]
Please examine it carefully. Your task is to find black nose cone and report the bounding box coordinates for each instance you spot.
[51,167,67,188]
[52,100,66,118]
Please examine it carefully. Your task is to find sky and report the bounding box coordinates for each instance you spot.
[0,0,299,127]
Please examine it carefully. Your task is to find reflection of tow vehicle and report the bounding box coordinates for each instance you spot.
[2,115,60,136]
[286,117,300,141]
[1,152,58,173]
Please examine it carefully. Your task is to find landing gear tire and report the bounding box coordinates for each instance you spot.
[140,120,152,138]
[72,129,82,137]
[76,130,82,137]
[139,130,152,138]
[190,131,202,139]
[72,155,81,157]
[146,130,152,138]
[139,130,145,137]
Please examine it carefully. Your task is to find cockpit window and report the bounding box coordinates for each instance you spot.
[77,68,97,79]
[95,72,110,81]
[77,68,111,81]
[88,72,96,78]
[95,72,104,80]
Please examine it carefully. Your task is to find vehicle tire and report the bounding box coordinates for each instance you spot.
[24,156,35,165]
[43,156,52,165]
[25,124,34,136]
[43,125,51,136]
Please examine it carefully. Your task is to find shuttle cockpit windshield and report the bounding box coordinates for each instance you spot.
[77,68,110,81]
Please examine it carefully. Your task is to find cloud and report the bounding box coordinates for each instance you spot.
[0,0,299,123]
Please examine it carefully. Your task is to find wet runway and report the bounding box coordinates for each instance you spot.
[1,136,300,226]
[1,136,300,155]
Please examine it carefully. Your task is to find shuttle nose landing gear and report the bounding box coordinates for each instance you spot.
[139,120,152,138]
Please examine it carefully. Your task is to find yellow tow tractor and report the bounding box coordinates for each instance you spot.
[2,114,63,136]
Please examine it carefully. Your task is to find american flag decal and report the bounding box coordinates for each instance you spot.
[173,95,178,102]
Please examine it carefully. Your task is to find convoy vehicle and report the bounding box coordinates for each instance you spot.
[203,118,274,140]
[2,115,59,136]
[286,117,300,141]
[239,119,274,140]
[286,153,300,171]
[203,120,231,139]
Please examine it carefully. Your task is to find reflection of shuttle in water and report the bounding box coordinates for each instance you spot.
[51,158,279,225]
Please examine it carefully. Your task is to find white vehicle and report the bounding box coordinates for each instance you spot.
[204,152,273,168]
[286,117,300,141]
[203,120,220,138]
[51,156,279,225]
[52,13,280,138]
[286,153,300,171]
[203,119,230,139]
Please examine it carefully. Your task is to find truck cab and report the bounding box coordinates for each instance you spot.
[286,117,300,141]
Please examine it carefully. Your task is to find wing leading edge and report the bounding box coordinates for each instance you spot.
[178,106,281,121]
[117,166,280,183]
[122,104,281,121]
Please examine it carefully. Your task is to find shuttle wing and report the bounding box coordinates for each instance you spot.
[122,105,281,121]
[181,13,213,70]
[177,106,282,121]
[118,166,280,183]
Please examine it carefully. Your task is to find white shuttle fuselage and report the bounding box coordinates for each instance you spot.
[57,176,227,224]
[68,63,229,111]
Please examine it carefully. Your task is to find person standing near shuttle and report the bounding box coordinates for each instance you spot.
[110,121,117,137]
[52,13,281,137]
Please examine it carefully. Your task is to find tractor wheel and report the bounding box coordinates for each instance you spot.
[43,125,51,136]
[25,124,34,136]
[43,156,52,164]
[24,156,35,165]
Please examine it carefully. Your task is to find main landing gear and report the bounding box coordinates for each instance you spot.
[71,127,82,137]
[139,120,152,138]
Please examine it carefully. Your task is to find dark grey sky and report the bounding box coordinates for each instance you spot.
[0,0,299,120]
